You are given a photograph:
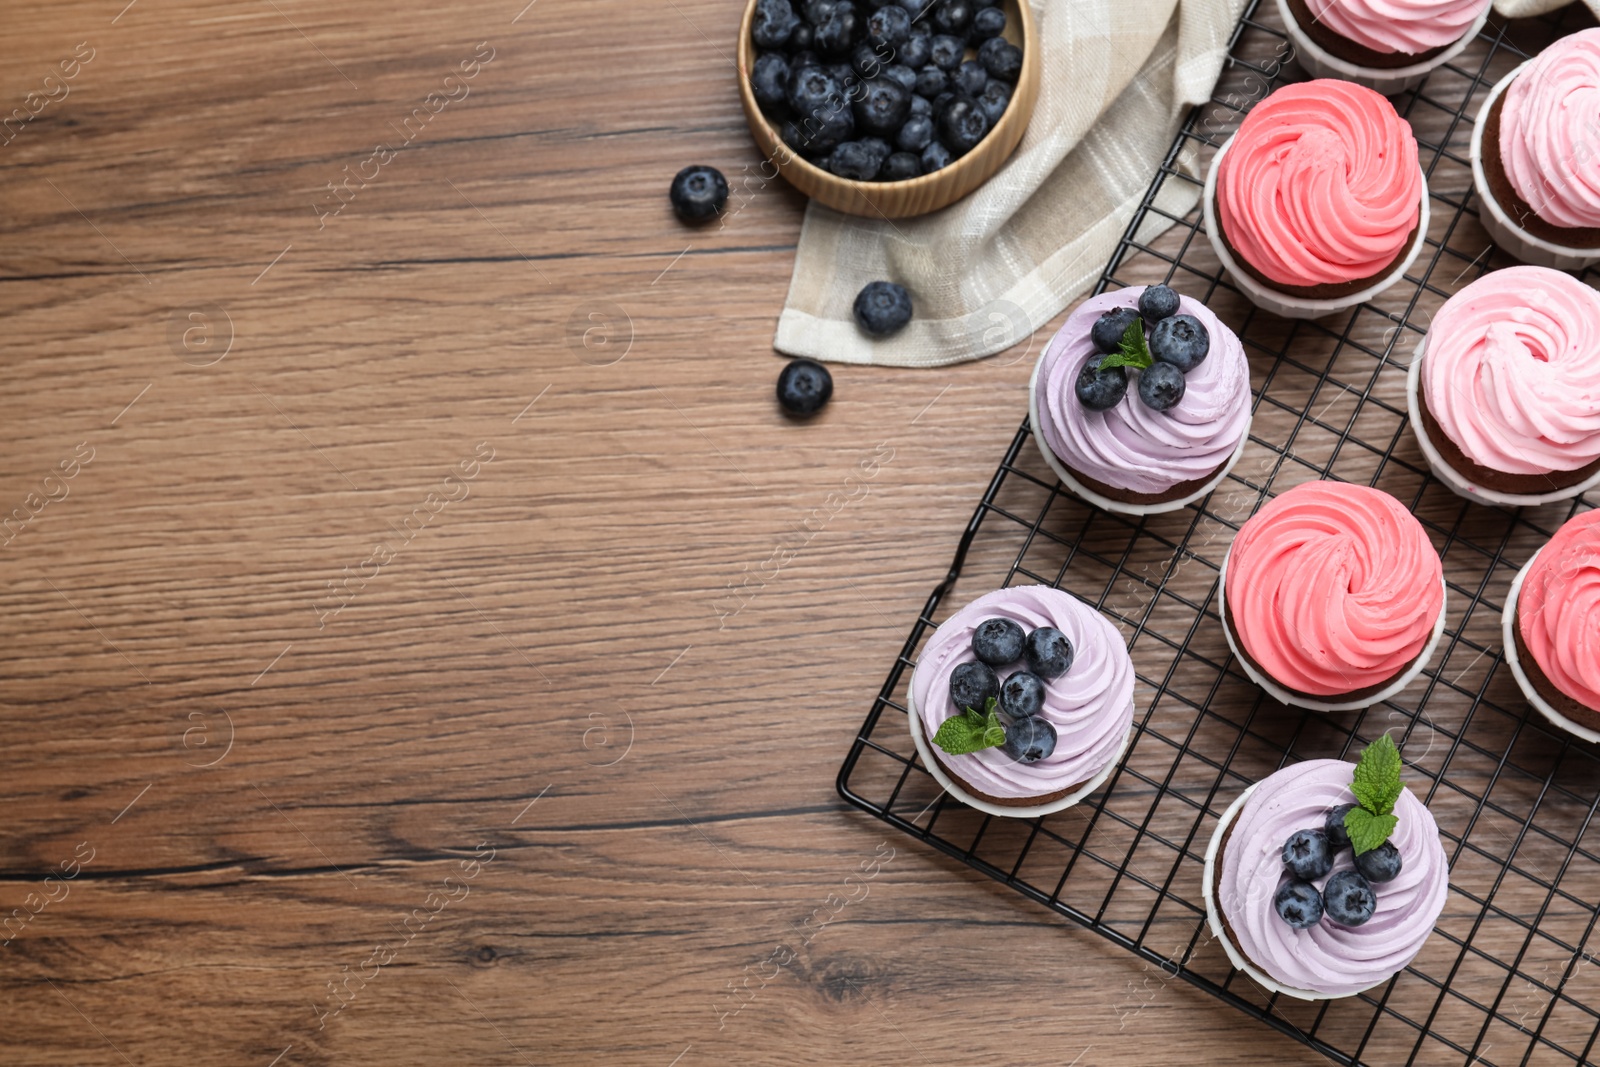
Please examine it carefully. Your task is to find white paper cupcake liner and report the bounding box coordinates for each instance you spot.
[906,665,1133,819]
[1276,0,1491,96]
[1470,63,1600,272]
[1406,335,1600,507]
[1027,352,1251,517]
[1204,136,1430,320]
[1217,548,1448,712]
[1501,546,1600,745]
[1203,781,1395,1001]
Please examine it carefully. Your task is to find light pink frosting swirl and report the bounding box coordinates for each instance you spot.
[1218,80,1422,288]
[1305,0,1487,56]
[1036,287,1252,496]
[1216,759,1449,997]
[1499,28,1600,230]
[911,586,1133,801]
[1519,510,1600,711]
[1422,266,1600,476]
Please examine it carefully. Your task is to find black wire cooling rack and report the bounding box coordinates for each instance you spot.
[836,3,1600,1065]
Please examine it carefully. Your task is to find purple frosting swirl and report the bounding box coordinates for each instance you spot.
[1036,287,1252,495]
[910,585,1134,800]
[1216,759,1449,997]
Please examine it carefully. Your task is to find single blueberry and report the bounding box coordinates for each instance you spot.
[953,59,987,95]
[853,79,911,135]
[752,53,793,112]
[669,165,728,224]
[937,94,988,156]
[776,359,833,417]
[1282,828,1335,882]
[1137,284,1180,324]
[977,35,1022,81]
[1322,869,1377,927]
[1138,361,1186,412]
[880,150,921,180]
[866,3,911,50]
[998,670,1045,719]
[1324,803,1357,851]
[895,113,935,152]
[913,64,949,98]
[928,33,965,70]
[1353,841,1403,884]
[1002,715,1056,763]
[753,0,801,48]
[1148,313,1210,372]
[828,140,884,180]
[880,63,917,91]
[853,280,913,336]
[1274,880,1324,929]
[1090,306,1140,354]
[975,79,1010,125]
[968,4,1005,41]
[1074,361,1128,412]
[815,1,863,55]
[932,0,972,35]
[949,660,1000,712]
[899,23,932,67]
[972,616,1025,665]
[1023,627,1073,680]
[786,64,844,115]
[919,140,952,173]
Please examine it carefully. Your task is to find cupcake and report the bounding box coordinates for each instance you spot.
[1220,481,1447,711]
[1203,738,1450,1000]
[1204,80,1429,319]
[1472,29,1600,270]
[1276,0,1491,95]
[908,585,1134,817]
[1408,266,1600,506]
[1029,284,1252,516]
[1504,510,1600,741]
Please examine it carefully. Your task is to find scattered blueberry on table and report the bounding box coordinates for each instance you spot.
[776,358,834,416]
[749,0,1023,182]
[669,165,729,224]
[853,280,913,336]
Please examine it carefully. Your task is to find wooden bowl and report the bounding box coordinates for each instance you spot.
[736,1,1040,219]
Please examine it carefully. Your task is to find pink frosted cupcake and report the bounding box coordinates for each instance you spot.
[1204,740,1450,1000]
[1473,29,1600,270]
[1504,510,1600,741]
[1277,0,1491,94]
[1408,266,1600,506]
[1204,81,1429,319]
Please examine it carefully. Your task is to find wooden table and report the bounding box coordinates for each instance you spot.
[0,0,1322,1061]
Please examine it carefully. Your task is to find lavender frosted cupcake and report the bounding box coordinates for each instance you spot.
[908,585,1134,817]
[1030,285,1252,516]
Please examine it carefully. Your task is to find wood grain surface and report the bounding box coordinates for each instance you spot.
[0,0,1328,1064]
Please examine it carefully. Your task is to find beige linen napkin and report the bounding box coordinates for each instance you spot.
[774,0,1248,367]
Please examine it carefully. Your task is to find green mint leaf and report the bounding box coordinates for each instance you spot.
[1094,319,1153,371]
[1345,807,1398,856]
[1351,734,1404,816]
[934,697,1007,756]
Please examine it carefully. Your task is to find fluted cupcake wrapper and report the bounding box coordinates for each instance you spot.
[1503,546,1600,746]
[1275,0,1490,96]
[1471,64,1600,272]
[1203,136,1431,320]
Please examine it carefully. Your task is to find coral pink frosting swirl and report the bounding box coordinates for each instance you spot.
[1305,0,1488,56]
[1519,510,1600,711]
[1423,266,1600,476]
[911,586,1134,801]
[1216,759,1449,997]
[1499,29,1600,230]
[1225,482,1443,698]
[1217,80,1422,288]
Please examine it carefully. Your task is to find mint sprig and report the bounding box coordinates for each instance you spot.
[1093,319,1154,371]
[932,696,1007,756]
[1343,735,1404,855]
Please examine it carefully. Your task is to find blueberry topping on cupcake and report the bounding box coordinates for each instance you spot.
[931,613,1086,760]
[1322,870,1376,927]
[972,617,1025,665]
[1075,288,1213,415]
[1137,362,1186,412]
[1091,307,1140,354]
[1282,828,1334,882]
[1001,715,1056,763]
[1023,626,1073,679]
[949,660,1000,712]
[1324,803,1357,850]
[1274,881,1324,929]
[998,671,1045,719]
[1149,314,1210,372]
[1353,841,1402,884]
[1137,283,1180,324]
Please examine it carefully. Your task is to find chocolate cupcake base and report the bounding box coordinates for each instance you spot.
[1217,548,1448,712]
[1502,550,1600,743]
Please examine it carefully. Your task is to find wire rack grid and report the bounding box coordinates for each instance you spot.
[837,4,1600,1066]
